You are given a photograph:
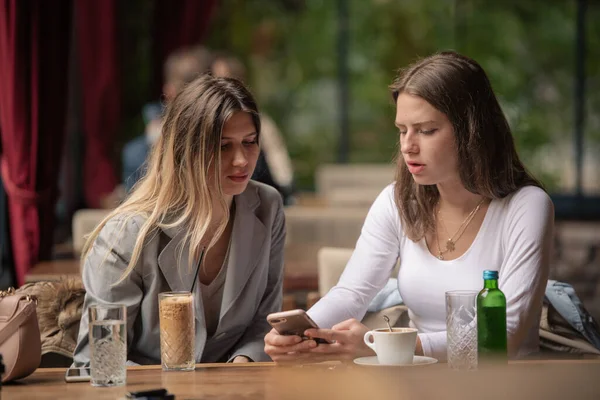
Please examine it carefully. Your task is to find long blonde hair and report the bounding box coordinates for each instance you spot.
[389,51,542,241]
[82,75,261,283]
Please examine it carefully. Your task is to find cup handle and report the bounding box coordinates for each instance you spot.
[363,331,376,352]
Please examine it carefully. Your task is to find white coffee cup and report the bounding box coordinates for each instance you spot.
[363,328,418,365]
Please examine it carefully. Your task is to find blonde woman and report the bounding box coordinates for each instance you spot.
[74,75,285,365]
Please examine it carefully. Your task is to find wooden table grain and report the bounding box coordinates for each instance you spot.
[4,359,600,400]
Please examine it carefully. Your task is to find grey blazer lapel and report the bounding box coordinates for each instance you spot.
[157,229,206,324]
[220,187,267,320]
[157,229,198,292]
[157,230,208,361]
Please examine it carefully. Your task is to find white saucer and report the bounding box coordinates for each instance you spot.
[353,355,438,367]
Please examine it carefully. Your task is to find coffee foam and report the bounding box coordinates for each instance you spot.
[161,296,193,304]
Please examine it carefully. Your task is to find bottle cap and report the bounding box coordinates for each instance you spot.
[483,270,499,280]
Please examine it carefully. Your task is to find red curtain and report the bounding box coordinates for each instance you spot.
[75,0,120,209]
[0,0,216,285]
[151,0,218,97]
[0,0,71,285]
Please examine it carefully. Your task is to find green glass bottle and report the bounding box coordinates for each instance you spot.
[477,270,507,363]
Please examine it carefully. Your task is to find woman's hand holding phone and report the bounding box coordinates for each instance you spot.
[264,311,375,363]
[265,309,326,362]
[264,328,319,362]
[301,318,375,361]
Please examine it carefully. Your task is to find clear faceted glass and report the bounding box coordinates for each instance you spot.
[159,292,195,371]
[88,304,127,386]
[446,291,478,370]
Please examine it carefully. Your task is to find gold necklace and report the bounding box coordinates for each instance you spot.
[435,198,485,260]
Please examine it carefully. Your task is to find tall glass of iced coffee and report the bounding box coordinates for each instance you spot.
[158,292,195,371]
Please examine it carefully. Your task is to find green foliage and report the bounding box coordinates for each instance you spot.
[587,4,600,143]
[207,0,600,191]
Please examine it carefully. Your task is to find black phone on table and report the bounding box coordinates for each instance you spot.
[267,309,331,344]
[126,388,175,399]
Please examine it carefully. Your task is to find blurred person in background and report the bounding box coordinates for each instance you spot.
[122,46,214,193]
[74,75,286,365]
[212,52,295,205]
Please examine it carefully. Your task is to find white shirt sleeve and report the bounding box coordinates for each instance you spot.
[307,185,401,328]
[499,187,554,357]
[418,187,554,360]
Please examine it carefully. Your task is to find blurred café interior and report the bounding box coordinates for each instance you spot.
[0,0,599,369]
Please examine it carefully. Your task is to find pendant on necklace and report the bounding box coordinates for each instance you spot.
[438,253,444,260]
[445,239,456,252]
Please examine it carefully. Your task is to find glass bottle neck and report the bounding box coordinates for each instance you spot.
[483,279,498,289]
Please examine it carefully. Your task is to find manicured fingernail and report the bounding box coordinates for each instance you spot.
[309,341,317,348]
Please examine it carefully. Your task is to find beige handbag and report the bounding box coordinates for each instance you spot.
[0,287,41,382]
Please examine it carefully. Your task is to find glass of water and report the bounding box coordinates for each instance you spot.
[446,291,478,370]
[89,304,127,386]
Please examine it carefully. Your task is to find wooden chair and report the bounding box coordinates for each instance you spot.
[315,163,395,203]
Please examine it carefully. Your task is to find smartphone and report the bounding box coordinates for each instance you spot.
[126,388,174,399]
[64,366,91,383]
[267,309,330,344]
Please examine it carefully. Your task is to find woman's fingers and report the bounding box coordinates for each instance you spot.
[304,318,364,340]
[266,320,369,363]
[303,320,373,359]
[303,328,338,343]
[266,331,303,346]
[265,339,317,355]
[306,342,345,354]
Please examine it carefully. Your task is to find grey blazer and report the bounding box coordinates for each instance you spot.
[73,180,285,365]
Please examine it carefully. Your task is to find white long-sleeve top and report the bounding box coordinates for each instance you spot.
[308,184,554,361]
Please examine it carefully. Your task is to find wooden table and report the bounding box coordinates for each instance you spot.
[4,360,600,399]
[25,259,81,283]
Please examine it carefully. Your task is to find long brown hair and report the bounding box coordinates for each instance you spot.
[82,75,261,283]
[389,51,542,241]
